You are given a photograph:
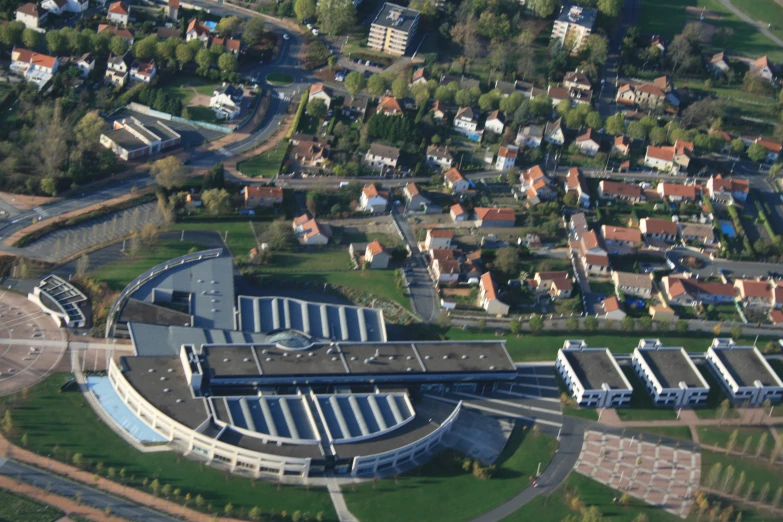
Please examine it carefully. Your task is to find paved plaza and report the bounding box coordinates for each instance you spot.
[0,290,66,395]
[574,430,700,519]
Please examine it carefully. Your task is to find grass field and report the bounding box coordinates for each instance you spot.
[701,449,781,499]
[160,75,222,106]
[636,426,694,441]
[697,427,774,455]
[185,106,221,124]
[236,143,289,178]
[638,0,783,62]
[505,472,681,522]
[0,488,65,522]
[0,374,336,520]
[169,220,257,260]
[266,72,294,86]
[345,427,557,522]
[88,240,207,291]
[732,0,783,43]
[588,280,616,298]
[616,367,679,422]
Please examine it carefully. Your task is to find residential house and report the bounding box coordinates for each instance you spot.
[612,271,653,299]
[294,217,331,246]
[479,272,509,315]
[97,24,134,45]
[639,217,678,243]
[544,117,565,145]
[99,117,181,161]
[755,137,782,162]
[431,258,461,284]
[292,138,329,167]
[616,84,636,106]
[430,100,447,121]
[450,203,468,222]
[534,271,574,299]
[411,67,428,85]
[364,143,400,170]
[663,276,736,306]
[708,52,730,75]
[650,35,666,54]
[751,56,774,82]
[107,1,129,25]
[644,140,693,173]
[10,48,58,88]
[635,83,666,109]
[485,110,505,135]
[43,0,88,15]
[494,79,517,96]
[377,96,403,116]
[520,165,556,203]
[550,4,597,53]
[601,296,626,320]
[705,174,749,203]
[309,83,333,109]
[359,184,388,213]
[364,241,391,269]
[578,230,610,275]
[15,3,46,30]
[211,37,241,55]
[454,107,480,139]
[565,167,590,208]
[575,129,600,156]
[185,18,210,45]
[210,84,244,119]
[104,52,131,86]
[547,85,569,106]
[734,279,773,308]
[474,208,515,228]
[598,180,644,202]
[166,0,179,20]
[657,182,700,202]
[495,146,518,171]
[612,136,630,156]
[129,60,156,83]
[678,222,716,245]
[650,305,677,322]
[425,228,452,250]
[367,2,420,56]
[601,225,642,253]
[75,53,94,78]
[444,168,470,193]
[404,183,431,212]
[157,26,181,39]
[342,95,369,118]
[563,70,591,91]
[425,145,454,170]
[244,186,283,208]
[515,124,543,148]
[570,212,589,238]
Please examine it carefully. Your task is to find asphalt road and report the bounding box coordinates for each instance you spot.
[391,208,440,322]
[0,457,177,522]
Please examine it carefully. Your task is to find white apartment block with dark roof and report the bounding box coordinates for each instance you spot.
[556,341,633,408]
[368,3,420,56]
[706,338,783,405]
[550,3,597,53]
[632,340,710,407]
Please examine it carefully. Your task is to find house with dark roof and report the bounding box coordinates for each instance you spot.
[404,183,431,212]
[342,95,369,118]
[425,145,454,170]
[598,180,644,202]
[612,271,653,299]
[364,143,400,170]
[544,117,565,145]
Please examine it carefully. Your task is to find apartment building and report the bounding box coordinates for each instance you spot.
[368,3,420,56]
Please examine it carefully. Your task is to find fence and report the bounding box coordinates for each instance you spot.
[127,102,234,135]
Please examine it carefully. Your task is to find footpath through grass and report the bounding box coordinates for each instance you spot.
[236,144,289,178]
[345,427,557,522]
[87,240,207,291]
[0,488,64,522]
[0,374,337,521]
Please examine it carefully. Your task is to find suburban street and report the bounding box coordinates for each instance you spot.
[392,207,440,322]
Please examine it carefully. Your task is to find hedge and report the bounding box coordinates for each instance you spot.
[286,91,309,139]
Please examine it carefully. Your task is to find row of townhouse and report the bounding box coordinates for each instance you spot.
[598,175,749,205]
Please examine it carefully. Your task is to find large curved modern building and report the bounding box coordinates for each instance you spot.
[102,249,516,478]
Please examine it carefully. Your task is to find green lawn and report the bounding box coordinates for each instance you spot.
[701,449,782,499]
[266,72,294,86]
[0,488,64,522]
[160,75,222,106]
[504,472,682,522]
[185,106,221,124]
[697,427,774,455]
[636,426,694,441]
[0,374,336,521]
[345,427,558,522]
[443,329,774,363]
[169,220,257,260]
[87,240,207,291]
[258,249,353,272]
[638,0,783,62]
[236,143,289,178]
[588,280,616,298]
[732,0,783,43]
[616,367,679,422]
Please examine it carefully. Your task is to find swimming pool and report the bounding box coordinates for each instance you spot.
[719,220,736,238]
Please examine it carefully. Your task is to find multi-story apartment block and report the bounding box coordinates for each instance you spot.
[550,3,597,53]
[368,3,419,56]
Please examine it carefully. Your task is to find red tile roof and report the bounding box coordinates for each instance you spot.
[480,272,498,300]
[498,146,517,159]
[640,217,677,236]
[246,185,282,199]
[428,228,453,239]
[362,184,379,198]
[646,145,675,162]
[450,203,466,216]
[367,240,384,256]
[734,279,770,298]
[601,225,642,244]
[603,296,621,312]
[600,180,642,198]
[474,208,515,222]
[378,96,403,114]
[444,168,465,184]
[108,1,128,15]
[658,182,699,199]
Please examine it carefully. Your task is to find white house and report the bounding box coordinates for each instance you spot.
[359,184,388,213]
[425,145,454,171]
[565,167,590,208]
[364,143,400,170]
[574,129,600,156]
[706,339,783,405]
[612,271,653,299]
[453,107,479,136]
[479,272,509,315]
[495,145,517,171]
[444,168,470,193]
[601,296,626,320]
[294,215,330,245]
[129,60,156,83]
[309,83,333,109]
[75,53,94,78]
[210,84,244,119]
[404,183,431,212]
[104,52,131,86]
[751,56,774,82]
[544,117,565,145]
[15,3,46,30]
[107,1,130,25]
[43,0,88,14]
[556,342,633,408]
[10,48,58,88]
[186,18,211,45]
[425,228,452,250]
[705,174,749,203]
[484,110,504,135]
[515,124,543,148]
[632,341,710,407]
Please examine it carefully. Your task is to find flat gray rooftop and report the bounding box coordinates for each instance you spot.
[713,348,781,387]
[129,323,273,357]
[638,348,706,389]
[563,349,630,391]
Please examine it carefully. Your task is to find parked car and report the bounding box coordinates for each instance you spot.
[283,33,289,40]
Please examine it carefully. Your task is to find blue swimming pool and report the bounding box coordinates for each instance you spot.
[719,220,736,238]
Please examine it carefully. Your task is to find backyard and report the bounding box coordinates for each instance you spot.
[236,143,289,178]
[0,374,337,520]
[345,426,557,522]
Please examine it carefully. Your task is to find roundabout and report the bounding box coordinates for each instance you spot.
[266,72,295,86]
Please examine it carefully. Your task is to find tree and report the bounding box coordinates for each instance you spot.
[597,0,622,17]
[494,247,520,275]
[133,35,158,60]
[202,188,232,215]
[76,254,90,276]
[605,113,625,136]
[2,410,12,434]
[706,462,723,488]
[476,318,487,331]
[529,315,544,334]
[529,0,559,18]
[758,482,770,504]
[499,92,524,115]
[566,316,579,331]
[306,98,328,119]
[391,77,409,100]
[294,0,317,21]
[730,138,745,156]
[75,112,108,151]
[649,127,668,146]
[217,16,242,37]
[139,223,160,248]
[108,35,129,57]
[436,311,451,329]
[585,111,603,130]
[249,507,262,521]
[46,30,67,55]
[175,44,195,68]
[621,316,635,331]
[509,317,521,335]
[72,453,83,466]
[21,28,40,49]
[195,48,214,70]
[584,316,599,332]
[747,142,768,162]
[268,220,297,251]
[756,431,768,458]
[40,177,57,196]
[345,71,365,96]
[727,429,739,454]
[242,17,266,47]
[478,93,497,112]
[718,399,731,424]
[217,53,237,74]
[317,0,356,36]
[151,156,186,189]
[563,191,578,207]
[584,34,609,65]
[367,74,387,97]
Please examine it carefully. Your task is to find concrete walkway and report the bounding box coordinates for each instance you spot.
[598,406,783,429]
[718,0,783,48]
[325,477,359,522]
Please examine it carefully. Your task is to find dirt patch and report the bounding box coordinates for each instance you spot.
[685,6,722,21]
[188,91,212,108]
[0,192,58,211]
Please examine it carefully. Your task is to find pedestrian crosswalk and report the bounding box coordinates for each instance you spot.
[216,148,233,157]
[33,207,49,217]
[272,92,292,101]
